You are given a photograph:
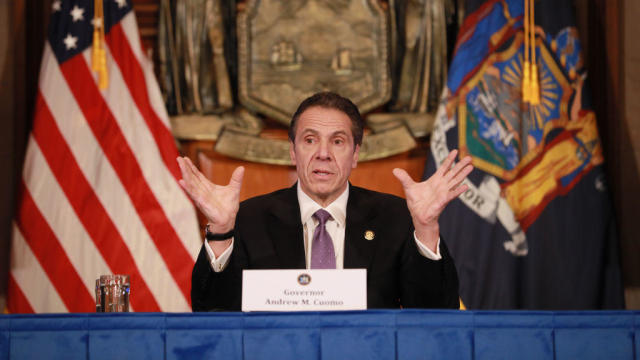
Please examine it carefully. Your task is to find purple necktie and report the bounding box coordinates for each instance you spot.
[310,209,336,269]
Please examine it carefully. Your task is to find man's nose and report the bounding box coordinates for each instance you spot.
[316,140,331,159]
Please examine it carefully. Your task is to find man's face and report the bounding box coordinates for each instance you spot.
[290,106,360,207]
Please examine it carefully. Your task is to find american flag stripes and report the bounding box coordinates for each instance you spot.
[7,0,201,313]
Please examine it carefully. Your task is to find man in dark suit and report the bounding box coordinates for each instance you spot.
[178,92,473,311]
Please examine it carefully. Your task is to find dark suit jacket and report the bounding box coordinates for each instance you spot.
[191,184,459,311]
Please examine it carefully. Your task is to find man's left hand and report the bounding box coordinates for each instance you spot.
[392,150,473,253]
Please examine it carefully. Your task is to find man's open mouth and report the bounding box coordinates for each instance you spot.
[313,169,333,176]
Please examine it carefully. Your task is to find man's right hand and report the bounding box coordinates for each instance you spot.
[177,157,244,253]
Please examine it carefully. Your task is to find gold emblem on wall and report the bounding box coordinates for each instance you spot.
[160,0,458,165]
[237,0,392,125]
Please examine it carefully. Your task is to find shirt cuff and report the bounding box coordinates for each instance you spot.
[413,231,442,260]
[204,238,234,272]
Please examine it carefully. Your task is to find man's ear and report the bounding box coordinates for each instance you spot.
[352,144,360,169]
[289,140,297,166]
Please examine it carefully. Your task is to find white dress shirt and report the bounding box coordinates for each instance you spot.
[205,183,441,272]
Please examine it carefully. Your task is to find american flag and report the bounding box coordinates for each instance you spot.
[7,0,201,312]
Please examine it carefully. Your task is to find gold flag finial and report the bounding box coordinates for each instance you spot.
[92,0,108,89]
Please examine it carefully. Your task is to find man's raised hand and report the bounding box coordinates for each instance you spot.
[177,156,244,234]
[392,150,473,252]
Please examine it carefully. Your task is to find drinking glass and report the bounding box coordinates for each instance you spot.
[95,274,130,312]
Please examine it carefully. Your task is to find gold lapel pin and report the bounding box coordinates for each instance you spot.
[364,230,375,240]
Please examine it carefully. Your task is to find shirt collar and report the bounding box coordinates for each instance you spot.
[297,182,348,227]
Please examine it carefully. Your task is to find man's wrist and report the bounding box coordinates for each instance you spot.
[413,231,442,260]
[205,224,235,241]
[415,223,439,252]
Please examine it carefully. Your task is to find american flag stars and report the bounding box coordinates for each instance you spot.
[52,0,62,12]
[51,0,130,62]
[70,5,85,22]
[63,33,78,50]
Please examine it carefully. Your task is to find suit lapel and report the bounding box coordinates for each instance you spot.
[344,185,378,270]
[267,185,306,269]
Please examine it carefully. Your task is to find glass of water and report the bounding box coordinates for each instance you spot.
[95,274,130,312]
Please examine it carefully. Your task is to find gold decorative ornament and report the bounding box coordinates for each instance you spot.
[364,230,375,240]
[237,0,392,125]
[366,112,436,138]
[160,0,462,165]
[214,125,416,165]
[170,109,263,141]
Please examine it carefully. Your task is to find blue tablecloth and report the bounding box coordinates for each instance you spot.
[1,310,638,359]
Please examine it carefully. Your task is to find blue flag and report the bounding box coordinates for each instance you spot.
[425,0,624,309]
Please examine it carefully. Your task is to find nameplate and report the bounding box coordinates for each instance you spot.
[242,269,367,312]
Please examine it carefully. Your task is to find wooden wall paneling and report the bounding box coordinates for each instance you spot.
[25,0,50,132]
[580,0,640,307]
[132,0,159,54]
[0,0,19,313]
[592,0,640,291]
[0,0,47,312]
[622,0,640,307]
[1,0,49,311]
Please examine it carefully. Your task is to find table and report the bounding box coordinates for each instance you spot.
[1,310,638,359]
